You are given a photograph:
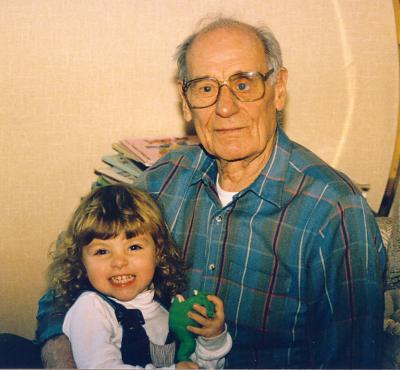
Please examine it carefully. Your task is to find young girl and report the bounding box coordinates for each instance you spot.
[47,184,232,369]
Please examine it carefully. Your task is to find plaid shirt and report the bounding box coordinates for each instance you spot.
[36,126,385,368]
[136,126,385,368]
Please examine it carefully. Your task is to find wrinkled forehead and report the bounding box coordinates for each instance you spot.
[186,25,268,80]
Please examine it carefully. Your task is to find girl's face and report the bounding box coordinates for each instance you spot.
[82,232,157,301]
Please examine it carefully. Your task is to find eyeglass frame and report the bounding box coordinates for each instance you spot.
[181,68,275,109]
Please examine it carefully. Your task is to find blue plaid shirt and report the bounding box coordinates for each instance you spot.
[36,126,385,368]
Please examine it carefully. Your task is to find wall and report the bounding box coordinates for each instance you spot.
[0,0,398,339]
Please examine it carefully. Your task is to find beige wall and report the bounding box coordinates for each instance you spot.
[0,0,398,339]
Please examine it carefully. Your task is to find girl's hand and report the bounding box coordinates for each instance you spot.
[186,295,225,338]
[176,360,199,369]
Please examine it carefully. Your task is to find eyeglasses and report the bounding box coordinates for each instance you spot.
[182,69,274,109]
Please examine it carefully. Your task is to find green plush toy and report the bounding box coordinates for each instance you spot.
[168,290,215,362]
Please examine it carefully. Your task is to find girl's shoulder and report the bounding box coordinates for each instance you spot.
[75,290,102,302]
[62,291,121,347]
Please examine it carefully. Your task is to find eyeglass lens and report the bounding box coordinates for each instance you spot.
[186,73,265,108]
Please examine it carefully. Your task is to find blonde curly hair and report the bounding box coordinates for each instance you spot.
[47,184,186,308]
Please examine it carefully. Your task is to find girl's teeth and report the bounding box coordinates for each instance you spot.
[110,275,134,284]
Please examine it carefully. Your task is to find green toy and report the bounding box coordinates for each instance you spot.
[168,290,215,362]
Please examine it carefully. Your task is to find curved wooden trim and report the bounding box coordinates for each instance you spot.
[378,128,400,216]
[377,0,400,217]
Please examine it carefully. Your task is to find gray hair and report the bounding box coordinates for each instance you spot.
[174,17,283,85]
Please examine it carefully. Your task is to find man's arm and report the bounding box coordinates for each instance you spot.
[306,195,386,368]
[41,335,76,368]
[36,290,74,368]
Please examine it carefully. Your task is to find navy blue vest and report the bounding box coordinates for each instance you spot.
[97,293,152,367]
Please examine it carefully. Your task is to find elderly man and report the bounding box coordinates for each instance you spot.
[36,18,385,368]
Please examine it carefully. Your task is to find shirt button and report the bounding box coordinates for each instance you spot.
[209,263,216,271]
[215,215,222,223]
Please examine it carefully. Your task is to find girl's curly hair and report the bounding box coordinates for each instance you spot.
[47,184,187,308]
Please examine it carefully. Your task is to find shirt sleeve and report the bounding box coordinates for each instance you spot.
[35,289,67,345]
[306,194,386,368]
[190,325,232,369]
[63,292,155,369]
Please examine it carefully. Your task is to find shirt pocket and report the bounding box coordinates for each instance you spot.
[223,245,296,335]
[225,244,292,293]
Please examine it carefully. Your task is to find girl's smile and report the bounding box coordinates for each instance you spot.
[109,274,135,287]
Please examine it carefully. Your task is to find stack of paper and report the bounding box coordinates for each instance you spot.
[94,136,199,187]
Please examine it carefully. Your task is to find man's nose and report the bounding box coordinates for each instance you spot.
[111,252,128,268]
[215,85,239,117]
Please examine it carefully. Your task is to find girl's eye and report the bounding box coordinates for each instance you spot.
[94,249,108,256]
[129,244,142,251]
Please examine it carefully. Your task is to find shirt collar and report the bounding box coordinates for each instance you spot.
[190,149,218,186]
[111,288,156,309]
[190,125,298,209]
[246,126,293,208]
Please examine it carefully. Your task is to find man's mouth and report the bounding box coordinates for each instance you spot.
[215,127,244,133]
[109,274,135,286]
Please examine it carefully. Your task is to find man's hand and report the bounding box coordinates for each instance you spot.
[41,334,76,368]
[187,295,225,338]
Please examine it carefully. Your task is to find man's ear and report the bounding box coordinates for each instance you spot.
[177,81,193,122]
[273,68,288,111]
